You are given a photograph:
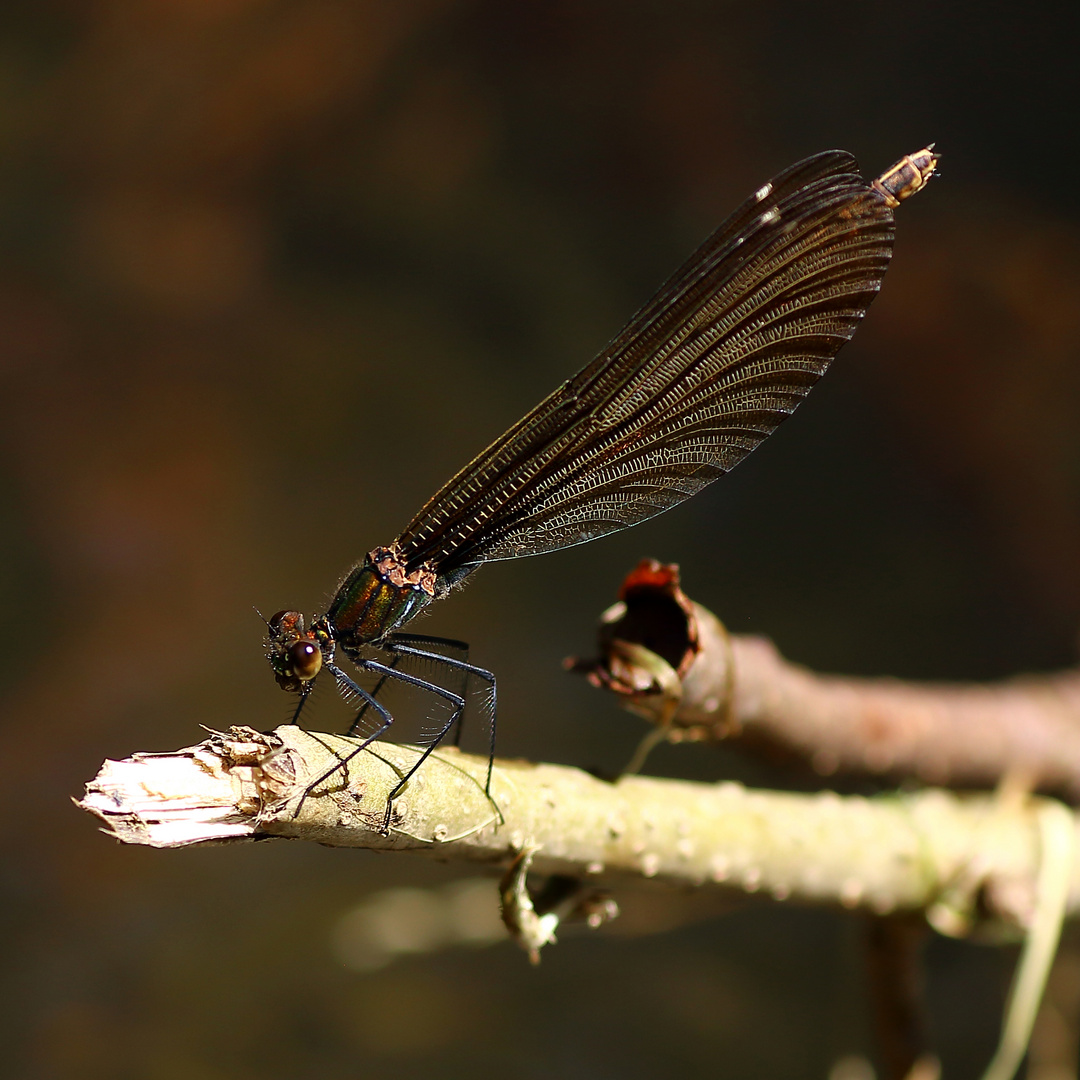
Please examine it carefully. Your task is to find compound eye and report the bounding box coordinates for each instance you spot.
[288,640,322,681]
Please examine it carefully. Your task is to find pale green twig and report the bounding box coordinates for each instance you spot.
[79,725,1080,940]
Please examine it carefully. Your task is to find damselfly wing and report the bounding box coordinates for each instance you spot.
[267,146,938,831]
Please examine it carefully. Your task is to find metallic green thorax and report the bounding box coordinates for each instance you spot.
[324,546,437,649]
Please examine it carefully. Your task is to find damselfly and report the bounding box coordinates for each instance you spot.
[266,146,938,831]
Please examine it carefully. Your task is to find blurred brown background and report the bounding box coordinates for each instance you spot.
[2,2,1079,1077]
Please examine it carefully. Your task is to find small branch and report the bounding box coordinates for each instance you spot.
[79,725,1080,936]
[568,559,1080,796]
[865,915,933,1080]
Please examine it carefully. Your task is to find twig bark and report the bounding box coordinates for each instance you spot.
[79,725,1080,937]
[568,560,1080,797]
[865,915,933,1080]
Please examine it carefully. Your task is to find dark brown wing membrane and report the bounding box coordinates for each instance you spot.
[394,151,895,577]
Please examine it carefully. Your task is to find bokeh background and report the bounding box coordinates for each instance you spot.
[2,2,1080,1077]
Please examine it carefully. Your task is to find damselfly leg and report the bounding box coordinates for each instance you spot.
[343,635,471,739]
[291,668,394,819]
[387,633,474,748]
[385,637,496,777]
[339,633,478,756]
[293,637,497,833]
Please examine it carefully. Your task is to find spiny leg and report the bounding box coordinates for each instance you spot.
[346,634,466,734]
[348,653,402,734]
[388,634,471,747]
[291,663,394,819]
[391,632,470,657]
[384,640,497,798]
[258,686,313,817]
[360,658,467,834]
[288,686,311,727]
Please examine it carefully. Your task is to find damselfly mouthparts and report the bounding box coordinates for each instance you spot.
[266,145,938,832]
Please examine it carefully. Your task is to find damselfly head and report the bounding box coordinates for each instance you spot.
[266,609,328,692]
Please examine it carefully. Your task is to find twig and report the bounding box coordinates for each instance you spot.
[568,560,1080,796]
[79,725,1080,937]
[981,799,1075,1080]
[865,915,933,1080]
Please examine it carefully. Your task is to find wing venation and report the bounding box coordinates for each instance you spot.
[392,150,896,575]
